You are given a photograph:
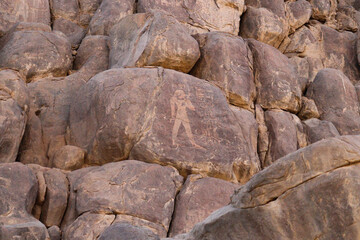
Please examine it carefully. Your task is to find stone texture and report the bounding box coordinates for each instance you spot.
[74,35,109,74]
[255,104,269,167]
[53,18,86,48]
[48,225,61,240]
[336,4,359,32]
[65,161,182,237]
[298,97,320,120]
[109,12,200,73]
[63,213,115,240]
[309,0,337,21]
[98,223,160,240]
[183,135,360,240]
[89,0,136,36]
[137,0,245,35]
[248,39,302,113]
[0,26,72,82]
[50,145,86,171]
[263,109,298,167]
[303,118,340,144]
[169,175,238,237]
[306,68,360,135]
[70,68,260,183]
[40,168,69,227]
[286,0,312,33]
[0,163,50,240]
[18,72,94,167]
[0,69,29,163]
[0,0,50,37]
[240,7,288,48]
[190,32,256,110]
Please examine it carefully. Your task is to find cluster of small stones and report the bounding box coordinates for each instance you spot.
[1,0,360,239]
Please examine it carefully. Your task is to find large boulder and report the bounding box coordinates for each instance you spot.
[109,11,200,73]
[309,0,337,21]
[285,0,312,33]
[137,0,245,35]
[0,69,29,163]
[0,0,50,37]
[69,68,260,183]
[180,135,360,240]
[169,175,238,237]
[190,32,256,110]
[303,118,340,144]
[68,161,183,237]
[0,163,49,240]
[88,0,135,35]
[247,39,302,113]
[306,68,360,135]
[98,223,160,240]
[0,24,72,82]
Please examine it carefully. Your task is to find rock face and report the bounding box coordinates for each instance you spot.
[70,68,260,183]
[0,163,49,240]
[109,11,200,73]
[286,0,312,33]
[306,68,360,135]
[65,161,183,237]
[182,135,360,240]
[89,0,136,35]
[303,118,340,144]
[0,24,72,82]
[0,0,50,37]
[50,145,86,171]
[191,32,256,110]
[0,69,29,163]
[169,175,238,237]
[137,0,245,35]
[98,223,160,240]
[248,39,302,113]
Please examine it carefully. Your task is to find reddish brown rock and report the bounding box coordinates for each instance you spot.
[89,0,135,36]
[71,161,183,237]
[263,109,298,167]
[303,118,340,144]
[48,226,61,240]
[306,68,360,135]
[0,0,50,37]
[248,39,302,113]
[63,213,115,240]
[255,105,269,167]
[98,223,160,240]
[53,18,86,48]
[191,32,256,110]
[0,69,29,163]
[309,0,337,21]
[50,145,86,171]
[109,12,200,73]
[183,136,360,240]
[298,97,320,120]
[169,175,238,237]
[137,0,244,35]
[336,5,359,32]
[240,7,288,48]
[40,168,69,227]
[74,35,109,74]
[0,163,50,240]
[70,68,260,182]
[286,0,312,33]
[0,26,72,82]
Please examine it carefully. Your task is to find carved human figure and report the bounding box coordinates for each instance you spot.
[170,89,203,149]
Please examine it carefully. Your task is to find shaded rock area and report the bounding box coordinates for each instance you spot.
[1,0,360,239]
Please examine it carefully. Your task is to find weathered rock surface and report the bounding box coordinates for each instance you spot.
[0,163,49,240]
[286,0,312,33]
[263,110,298,167]
[50,145,86,171]
[298,97,320,120]
[48,225,61,240]
[89,0,135,36]
[0,25,72,82]
[52,18,86,48]
[40,169,69,227]
[137,0,245,35]
[169,175,238,237]
[0,0,50,37]
[109,12,200,73]
[180,135,360,240]
[309,0,337,21]
[68,161,182,237]
[0,69,29,163]
[306,68,360,135]
[98,223,160,240]
[248,39,302,113]
[303,118,340,144]
[240,7,288,48]
[70,68,260,182]
[191,32,256,110]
